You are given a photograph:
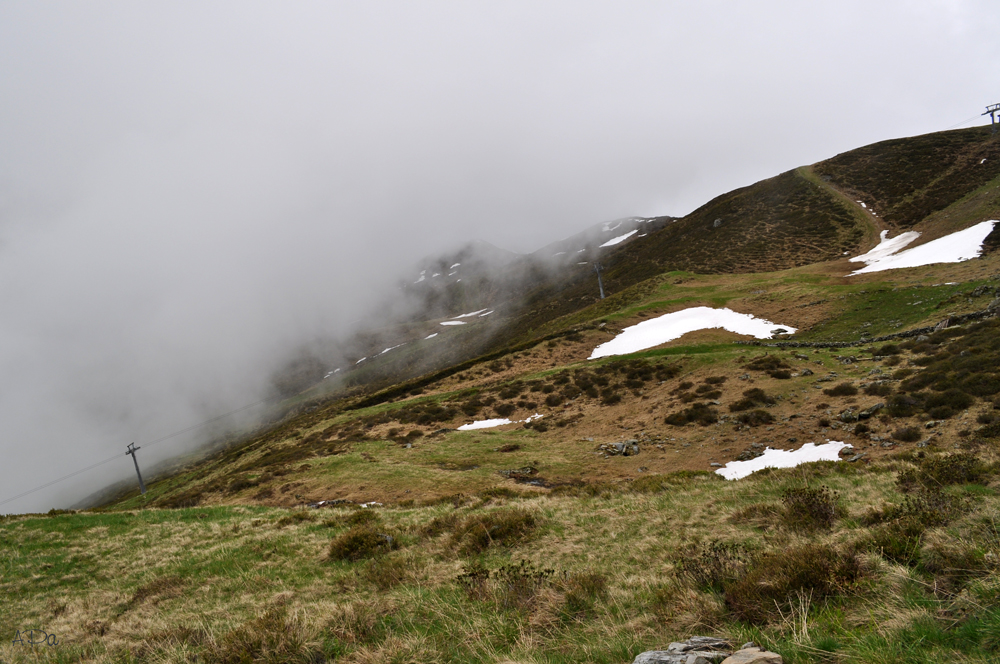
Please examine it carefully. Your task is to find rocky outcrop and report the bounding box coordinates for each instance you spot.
[632,637,782,664]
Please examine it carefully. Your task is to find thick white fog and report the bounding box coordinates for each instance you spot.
[2,1,998,512]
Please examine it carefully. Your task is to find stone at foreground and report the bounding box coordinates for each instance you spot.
[633,636,735,664]
[721,648,783,664]
[632,652,731,664]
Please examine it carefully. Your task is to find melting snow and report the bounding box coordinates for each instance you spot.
[432,273,440,278]
[716,441,851,480]
[850,230,920,266]
[452,308,489,318]
[479,310,494,317]
[588,306,796,360]
[457,413,544,431]
[849,221,998,275]
[414,272,426,284]
[440,321,466,326]
[355,357,367,364]
[602,220,623,232]
[380,344,406,355]
[553,251,566,256]
[457,418,513,430]
[857,201,867,208]
[450,263,461,269]
[599,230,638,247]
[448,271,457,276]
[425,332,439,339]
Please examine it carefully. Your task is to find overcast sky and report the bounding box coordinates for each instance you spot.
[1,1,998,513]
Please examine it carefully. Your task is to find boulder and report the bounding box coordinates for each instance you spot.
[720,647,783,664]
[633,637,733,664]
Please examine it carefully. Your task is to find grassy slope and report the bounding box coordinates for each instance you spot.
[6,128,1000,663]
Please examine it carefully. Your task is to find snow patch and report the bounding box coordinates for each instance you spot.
[457,413,544,431]
[355,357,367,364]
[452,308,489,319]
[850,221,998,275]
[599,229,638,248]
[450,263,461,269]
[440,321,466,326]
[479,310,494,317]
[425,332,439,339]
[716,441,851,480]
[380,344,406,355]
[601,220,623,232]
[553,251,566,256]
[850,230,921,266]
[589,306,796,360]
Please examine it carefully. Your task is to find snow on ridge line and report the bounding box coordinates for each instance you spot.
[716,441,851,480]
[588,306,796,360]
[599,229,638,248]
[850,220,998,275]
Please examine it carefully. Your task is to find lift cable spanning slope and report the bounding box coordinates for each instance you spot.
[0,394,281,510]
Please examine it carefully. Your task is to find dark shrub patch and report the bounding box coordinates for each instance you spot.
[458,560,554,612]
[892,426,922,443]
[665,403,719,426]
[922,389,974,419]
[730,388,775,412]
[676,381,694,391]
[724,544,859,625]
[770,370,792,379]
[496,443,521,453]
[329,524,398,561]
[818,417,831,428]
[886,394,920,417]
[896,452,991,491]
[747,355,790,372]
[737,409,775,426]
[704,376,728,385]
[544,394,564,407]
[680,540,756,593]
[451,508,538,555]
[782,486,841,531]
[877,344,902,356]
[600,389,622,405]
[560,571,608,617]
[361,556,413,590]
[494,403,516,417]
[823,382,858,397]
[864,383,894,397]
[854,422,870,435]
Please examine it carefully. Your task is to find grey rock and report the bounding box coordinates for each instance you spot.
[710,462,723,467]
[721,649,783,664]
[934,318,952,331]
[988,297,1000,311]
[916,335,930,342]
[799,368,814,376]
[839,409,858,423]
[858,403,885,420]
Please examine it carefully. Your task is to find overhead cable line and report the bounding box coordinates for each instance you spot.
[0,392,285,510]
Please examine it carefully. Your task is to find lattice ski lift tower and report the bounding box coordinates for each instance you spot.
[985,103,1000,134]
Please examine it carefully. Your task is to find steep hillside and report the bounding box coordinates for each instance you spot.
[9,127,1000,664]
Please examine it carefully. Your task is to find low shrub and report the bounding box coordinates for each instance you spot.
[329,524,398,561]
[823,382,858,397]
[458,559,554,612]
[560,571,608,617]
[896,452,991,491]
[736,409,775,427]
[724,544,860,625]
[729,388,775,412]
[866,519,925,565]
[361,555,414,590]
[681,540,756,592]
[864,383,894,397]
[782,486,841,530]
[665,403,719,426]
[892,426,922,443]
[450,508,538,555]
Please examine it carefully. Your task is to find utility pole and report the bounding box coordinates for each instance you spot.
[984,103,1000,134]
[126,443,147,494]
[593,262,606,299]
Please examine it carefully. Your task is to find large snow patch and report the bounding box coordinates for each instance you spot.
[588,307,796,360]
[599,230,638,248]
[715,441,851,480]
[850,221,997,275]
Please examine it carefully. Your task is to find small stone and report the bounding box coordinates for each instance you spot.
[721,649,783,664]
[710,462,723,467]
